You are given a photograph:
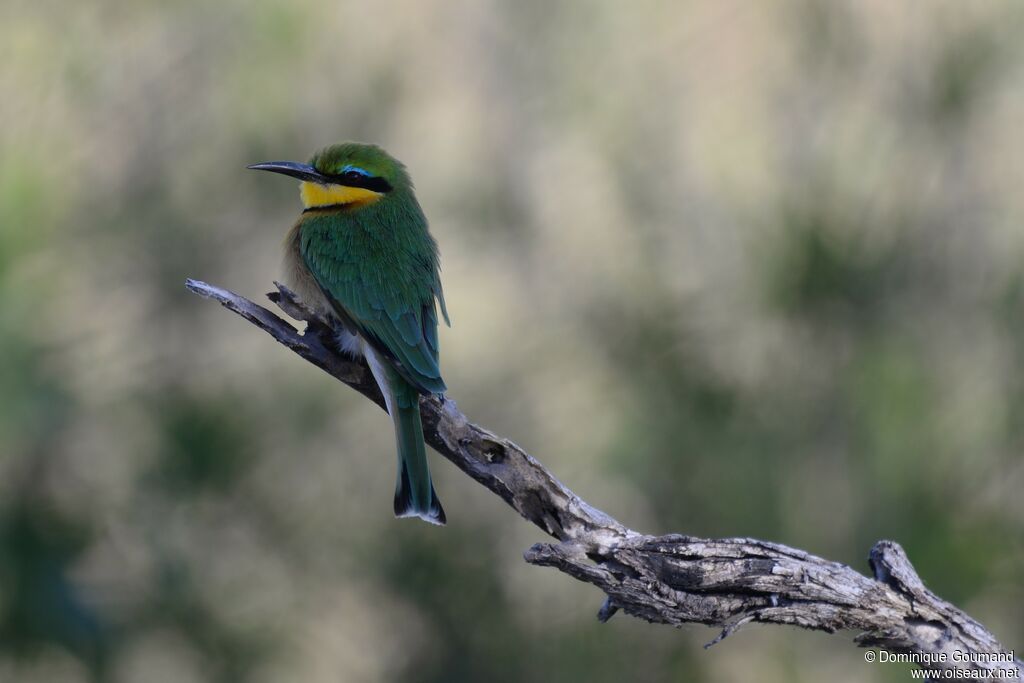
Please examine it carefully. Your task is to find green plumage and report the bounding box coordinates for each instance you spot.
[252,142,449,525]
[299,198,448,395]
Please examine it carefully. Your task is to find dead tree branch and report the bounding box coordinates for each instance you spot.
[186,278,1021,681]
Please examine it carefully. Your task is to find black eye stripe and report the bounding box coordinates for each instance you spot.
[323,171,393,193]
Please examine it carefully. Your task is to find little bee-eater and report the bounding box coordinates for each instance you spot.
[250,143,449,525]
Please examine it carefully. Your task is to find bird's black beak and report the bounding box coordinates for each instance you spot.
[247,161,326,183]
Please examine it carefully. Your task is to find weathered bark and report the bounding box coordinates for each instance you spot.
[186,278,1022,681]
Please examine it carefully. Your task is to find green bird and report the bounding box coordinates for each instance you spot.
[249,142,449,525]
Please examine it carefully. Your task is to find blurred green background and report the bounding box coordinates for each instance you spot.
[2,1,1023,681]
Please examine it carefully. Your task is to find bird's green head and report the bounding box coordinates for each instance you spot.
[248,142,412,211]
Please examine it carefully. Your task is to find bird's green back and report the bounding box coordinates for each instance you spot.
[298,146,449,394]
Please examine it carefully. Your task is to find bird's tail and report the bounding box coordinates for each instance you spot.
[390,382,446,526]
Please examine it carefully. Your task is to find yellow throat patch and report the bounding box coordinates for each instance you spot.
[300,182,383,210]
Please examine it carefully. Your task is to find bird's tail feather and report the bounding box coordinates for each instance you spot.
[391,395,446,526]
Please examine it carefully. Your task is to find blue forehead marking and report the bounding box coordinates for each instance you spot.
[341,165,371,177]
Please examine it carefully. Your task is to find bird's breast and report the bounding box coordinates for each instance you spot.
[282,218,333,314]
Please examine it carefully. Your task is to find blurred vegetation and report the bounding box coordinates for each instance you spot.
[2,1,1023,681]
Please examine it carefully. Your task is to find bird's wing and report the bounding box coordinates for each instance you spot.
[301,227,446,396]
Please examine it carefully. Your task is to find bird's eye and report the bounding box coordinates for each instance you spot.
[335,165,391,193]
[338,166,371,183]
